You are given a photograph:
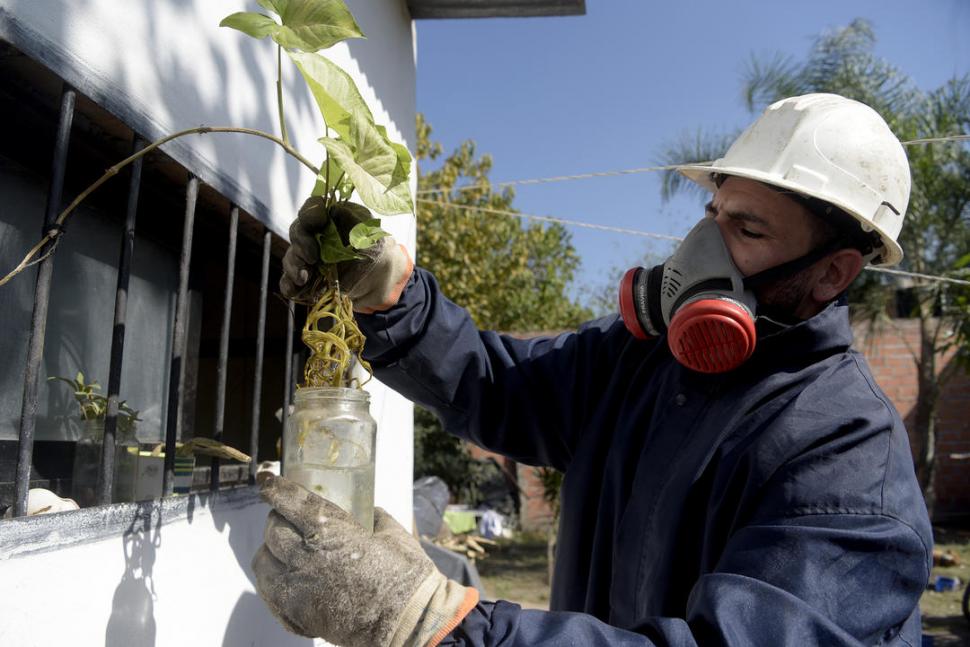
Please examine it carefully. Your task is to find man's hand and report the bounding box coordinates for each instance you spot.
[281,197,413,312]
[252,473,478,647]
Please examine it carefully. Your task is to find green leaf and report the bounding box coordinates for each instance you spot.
[288,50,364,144]
[256,0,278,13]
[955,253,970,270]
[321,136,413,215]
[335,172,355,201]
[311,155,332,196]
[288,50,413,213]
[349,219,389,250]
[219,11,280,40]
[377,124,412,188]
[258,0,364,51]
[311,155,354,198]
[316,220,364,263]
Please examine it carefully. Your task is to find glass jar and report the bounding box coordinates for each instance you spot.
[112,424,139,503]
[283,387,377,531]
[72,418,140,507]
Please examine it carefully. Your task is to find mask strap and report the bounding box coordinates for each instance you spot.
[742,237,844,290]
[754,312,795,331]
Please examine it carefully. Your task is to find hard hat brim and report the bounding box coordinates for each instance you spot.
[676,164,904,267]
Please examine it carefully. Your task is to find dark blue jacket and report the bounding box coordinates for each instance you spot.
[359,269,932,646]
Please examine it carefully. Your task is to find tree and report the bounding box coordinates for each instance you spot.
[659,19,970,515]
[415,114,591,331]
[412,115,592,504]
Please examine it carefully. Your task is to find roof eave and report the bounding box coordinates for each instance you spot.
[408,1,586,20]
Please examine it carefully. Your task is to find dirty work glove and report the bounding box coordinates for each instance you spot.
[281,197,414,312]
[252,473,479,647]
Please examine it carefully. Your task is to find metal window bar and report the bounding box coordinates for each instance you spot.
[14,84,77,518]
[211,206,239,491]
[249,230,272,484]
[5,75,283,508]
[280,301,295,473]
[97,135,146,505]
[163,176,199,496]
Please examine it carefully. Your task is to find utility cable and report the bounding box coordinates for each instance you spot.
[418,199,685,242]
[865,266,970,287]
[418,198,970,287]
[903,134,970,146]
[416,163,693,196]
[417,134,969,197]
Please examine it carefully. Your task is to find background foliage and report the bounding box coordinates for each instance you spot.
[412,115,589,504]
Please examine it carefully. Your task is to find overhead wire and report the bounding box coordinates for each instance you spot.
[416,133,969,197]
[418,198,970,287]
[902,134,970,146]
[865,266,970,287]
[417,199,684,242]
[416,163,694,196]
[415,132,969,287]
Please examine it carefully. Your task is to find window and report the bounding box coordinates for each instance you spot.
[0,41,299,516]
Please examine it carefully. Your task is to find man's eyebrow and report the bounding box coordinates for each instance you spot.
[707,201,772,229]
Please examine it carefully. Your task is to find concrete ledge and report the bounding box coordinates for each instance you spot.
[0,486,261,560]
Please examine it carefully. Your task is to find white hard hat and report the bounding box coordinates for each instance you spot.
[677,93,911,266]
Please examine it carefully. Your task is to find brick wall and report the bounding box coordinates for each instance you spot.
[517,463,556,532]
[499,320,970,530]
[465,440,556,531]
[859,319,970,518]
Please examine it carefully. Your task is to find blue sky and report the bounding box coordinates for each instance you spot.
[415,0,969,309]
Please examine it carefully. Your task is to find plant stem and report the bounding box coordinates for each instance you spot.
[324,124,331,201]
[0,126,319,287]
[331,172,346,202]
[277,44,289,146]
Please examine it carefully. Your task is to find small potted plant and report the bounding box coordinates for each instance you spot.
[49,371,141,507]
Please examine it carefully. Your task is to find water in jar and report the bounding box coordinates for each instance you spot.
[286,463,375,531]
[285,402,376,532]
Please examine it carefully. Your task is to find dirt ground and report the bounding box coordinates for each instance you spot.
[475,528,970,643]
[476,533,551,610]
[921,527,970,646]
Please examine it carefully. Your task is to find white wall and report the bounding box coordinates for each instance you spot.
[0,491,314,647]
[0,1,417,643]
[0,0,417,239]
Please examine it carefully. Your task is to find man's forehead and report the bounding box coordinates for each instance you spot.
[713,177,814,228]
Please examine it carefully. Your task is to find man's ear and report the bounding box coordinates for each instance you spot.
[812,248,864,303]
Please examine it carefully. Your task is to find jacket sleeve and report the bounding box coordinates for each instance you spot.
[356,267,625,470]
[441,511,928,646]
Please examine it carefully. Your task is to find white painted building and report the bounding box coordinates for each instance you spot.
[0,1,583,645]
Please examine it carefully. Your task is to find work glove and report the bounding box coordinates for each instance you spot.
[281,197,414,312]
[252,473,479,647]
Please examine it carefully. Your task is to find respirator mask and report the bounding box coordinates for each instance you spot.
[618,217,840,373]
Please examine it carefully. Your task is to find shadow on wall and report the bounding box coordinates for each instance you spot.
[101,494,312,646]
[5,0,317,233]
[105,506,161,647]
[210,495,313,647]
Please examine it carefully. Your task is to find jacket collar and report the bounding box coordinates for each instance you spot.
[747,297,855,372]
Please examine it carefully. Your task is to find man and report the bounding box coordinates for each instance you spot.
[254,94,932,646]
